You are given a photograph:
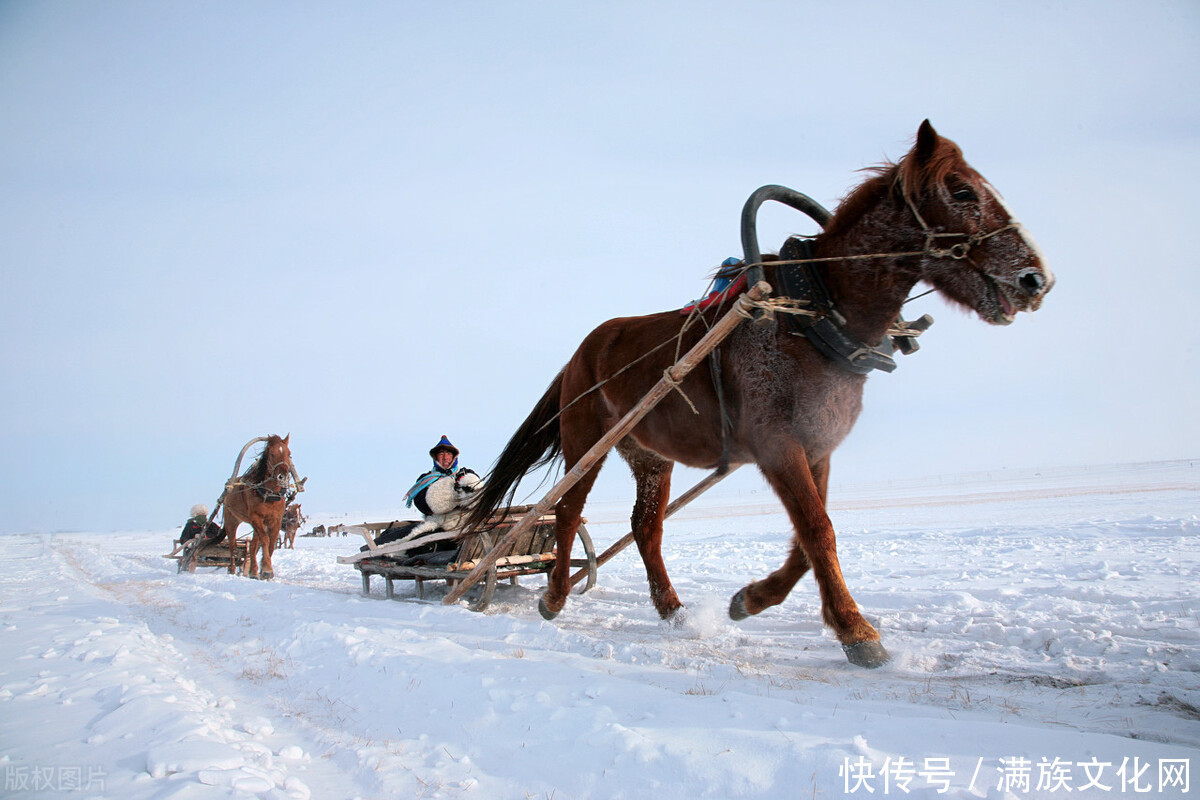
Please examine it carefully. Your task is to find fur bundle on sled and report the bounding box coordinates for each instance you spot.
[404,468,483,541]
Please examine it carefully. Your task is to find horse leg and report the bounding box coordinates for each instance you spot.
[727,454,830,614]
[811,455,831,505]
[224,517,241,575]
[242,516,262,579]
[539,455,606,621]
[247,534,261,578]
[731,447,889,668]
[619,440,681,620]
[260,518,279,580]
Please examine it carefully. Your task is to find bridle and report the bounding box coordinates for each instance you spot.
[224,445,300,503]
[902,188,1020,263]
[248,460,298,503]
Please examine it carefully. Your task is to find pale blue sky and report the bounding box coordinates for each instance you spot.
[2,1,1198,533]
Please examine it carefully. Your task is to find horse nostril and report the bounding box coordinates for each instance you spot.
[1019,271,1045,296]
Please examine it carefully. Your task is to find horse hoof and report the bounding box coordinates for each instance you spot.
[538,598,559,621]
[842,640,890,669]
[662,606,687,627]
[261,571,273,581]
[728,588,752,621]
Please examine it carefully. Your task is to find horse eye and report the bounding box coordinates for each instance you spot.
[951,187,977,203]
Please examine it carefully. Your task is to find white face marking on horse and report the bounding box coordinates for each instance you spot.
[982,181,1054,285]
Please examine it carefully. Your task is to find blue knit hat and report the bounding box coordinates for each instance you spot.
[429,435,459,459]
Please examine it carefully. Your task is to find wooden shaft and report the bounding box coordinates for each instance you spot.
[336,528,462,564]
[443,282,769,606]
[568,463,738,586]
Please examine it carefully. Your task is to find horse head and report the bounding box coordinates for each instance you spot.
[897,120,1054,325]
[264,434,293,484]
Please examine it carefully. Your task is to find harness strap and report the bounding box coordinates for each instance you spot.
[775,238,899,374]
[708,348,733,472]
[254,486,293,503]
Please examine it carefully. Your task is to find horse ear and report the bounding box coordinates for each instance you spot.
[283,433,290,444]
[914,120,939,163]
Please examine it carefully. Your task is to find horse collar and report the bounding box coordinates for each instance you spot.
[255,485,291,503]
[774,238,900,375]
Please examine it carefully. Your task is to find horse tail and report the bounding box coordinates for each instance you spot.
[464,369,565,532]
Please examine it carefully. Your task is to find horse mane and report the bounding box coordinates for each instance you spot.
[820,166,894,241]
[896,131,964,199]
[821,127,964,241]
[243,434,285,482]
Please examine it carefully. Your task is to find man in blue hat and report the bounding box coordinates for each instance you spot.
[369,436,479,550]
[406,435,463,515]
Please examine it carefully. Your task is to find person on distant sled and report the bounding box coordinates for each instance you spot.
[180,503,224,545]
[368,437,483,559]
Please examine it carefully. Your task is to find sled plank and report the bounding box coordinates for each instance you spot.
[336,528,462,564]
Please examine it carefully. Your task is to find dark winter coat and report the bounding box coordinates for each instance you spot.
[181,516,224,544]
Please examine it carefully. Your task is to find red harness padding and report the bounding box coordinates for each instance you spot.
[679,272,748,315]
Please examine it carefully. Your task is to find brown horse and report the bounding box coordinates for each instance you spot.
[222,434,298,579]
[281,503,304,549]
[465,121,1053,668]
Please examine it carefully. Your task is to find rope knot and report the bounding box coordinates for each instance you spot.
[662,367,700,414]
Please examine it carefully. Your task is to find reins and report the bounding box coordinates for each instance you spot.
[534,304,718,434]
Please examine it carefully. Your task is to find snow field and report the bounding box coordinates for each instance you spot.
[1,464,1197,798]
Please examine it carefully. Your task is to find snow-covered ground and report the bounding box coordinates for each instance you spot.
[1,461,1197,799]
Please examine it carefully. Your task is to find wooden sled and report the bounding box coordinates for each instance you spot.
[337,506,598,612]
[165,534,249,573]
